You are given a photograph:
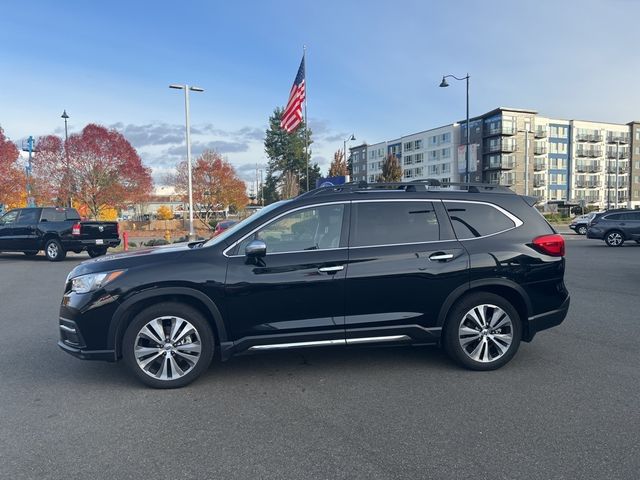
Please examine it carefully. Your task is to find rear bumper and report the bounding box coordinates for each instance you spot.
[62,239,121,250]
[525,296,570,341]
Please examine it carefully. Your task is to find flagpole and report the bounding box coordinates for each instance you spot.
[303,45,309,192]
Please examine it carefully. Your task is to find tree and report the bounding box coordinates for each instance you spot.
[156,205,173,221]
[261,171,280,205]
[328,149,348,177]
[264,107,320,195]
[33,124,153,218]
[378,153,402,182]
[169,150,248,227]
[0,126,25,208]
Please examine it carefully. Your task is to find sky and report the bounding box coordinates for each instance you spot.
[1,0,639,189]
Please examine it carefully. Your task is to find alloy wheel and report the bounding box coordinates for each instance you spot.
[133,316,202,381]
[47,243,58,259]
[606,232,623,246]
[458,304,513,363]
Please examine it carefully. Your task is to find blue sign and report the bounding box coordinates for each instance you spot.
[316,175,349,188]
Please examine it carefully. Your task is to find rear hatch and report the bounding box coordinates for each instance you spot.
[78,221,119,240]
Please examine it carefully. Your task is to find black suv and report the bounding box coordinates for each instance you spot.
[586,209,640,246]
[59,182,570,388]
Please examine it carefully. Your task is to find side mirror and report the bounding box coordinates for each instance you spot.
[245,239,267,258]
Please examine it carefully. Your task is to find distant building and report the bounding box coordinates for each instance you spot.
[348,143,368,183]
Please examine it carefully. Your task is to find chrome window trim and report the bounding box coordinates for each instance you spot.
[223,201,348,258]
[443,199,523,240]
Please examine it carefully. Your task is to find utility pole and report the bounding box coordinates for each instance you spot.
[259,169,264,206]
[61,110,71,207]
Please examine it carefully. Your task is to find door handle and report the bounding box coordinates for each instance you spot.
[318,265,344,273]
[429,253,454,261]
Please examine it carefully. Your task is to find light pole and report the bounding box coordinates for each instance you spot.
[518,129,534,196]
[22,136,36,207]
[61,110,71,207]
[170,84,204,240]
[343,134,356,178]
[440,74,470,182]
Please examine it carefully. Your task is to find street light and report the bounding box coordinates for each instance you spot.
[343,134,356,177]
[439,74,470,182]
[170,84,204,240]
[61,110,71,207]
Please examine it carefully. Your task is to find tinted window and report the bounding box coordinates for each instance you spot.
[16,209,40,224]
[627,212,640,221]
[238,204,345,254]
[0,210,19,224]
[41,208,67,222]
[605,213,624,221]
[445,202,515,239]
[65,209,81,221]
[350,201,439,247]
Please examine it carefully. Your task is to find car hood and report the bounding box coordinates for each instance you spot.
[68,242,196,278]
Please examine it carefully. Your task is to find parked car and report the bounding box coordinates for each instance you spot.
[587,209,640,246]
[58,181,569,388]
[569,212,598,235]
[213,220,238,236]
[0,207,120,261]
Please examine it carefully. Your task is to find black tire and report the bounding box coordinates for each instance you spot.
[23,251,39,257]
[444,292,522,371]
[577,225,587,235]
[88,247,108,258]
[44,238,66,262]
[604,230,624,247]
[122,302,215,389]
[635,240,640,245]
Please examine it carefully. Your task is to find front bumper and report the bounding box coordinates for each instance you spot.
[58,316,117,361]
[525,296,570,341]
[58,340,116,362]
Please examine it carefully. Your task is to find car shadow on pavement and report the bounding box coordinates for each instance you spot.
[0,253,87,262]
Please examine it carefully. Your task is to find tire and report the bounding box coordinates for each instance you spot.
[23,251,39,257]
[122,302,215,389]
[604,230,624,247]
[577,225,587,235]
[88,247,108,258]
[444,292,522,371]
[44,238,66,262]
[635,240,640,245]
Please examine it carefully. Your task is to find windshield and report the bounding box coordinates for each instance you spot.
[203,201,289,247]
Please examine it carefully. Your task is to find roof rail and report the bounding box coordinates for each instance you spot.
[297,179,514,198]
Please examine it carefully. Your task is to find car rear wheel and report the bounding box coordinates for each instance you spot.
[444,293,522,371]
[123,303,215,389]
[577,225,587,235]
[44,239,66,261]
[605,231,624,247]
[88,247,108,258]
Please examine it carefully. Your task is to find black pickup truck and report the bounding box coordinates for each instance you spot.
[0,207,120,261]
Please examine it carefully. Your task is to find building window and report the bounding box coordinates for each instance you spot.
[415,139,423,149]
[415,153,424,163]
[441,148,451,158]
[404,142,413,151]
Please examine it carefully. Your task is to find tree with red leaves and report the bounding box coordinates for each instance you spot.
[0,127,25,208]
[169,150,248,227]
[33,124,153,219]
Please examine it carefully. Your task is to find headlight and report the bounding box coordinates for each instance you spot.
[71,270,125,293]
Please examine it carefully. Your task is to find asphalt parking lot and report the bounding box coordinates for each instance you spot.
[1,236,638,480]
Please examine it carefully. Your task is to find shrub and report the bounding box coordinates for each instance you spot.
[127,241,137,248]
[145,238,169,247]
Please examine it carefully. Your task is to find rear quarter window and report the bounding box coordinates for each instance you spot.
[445,201,516,239]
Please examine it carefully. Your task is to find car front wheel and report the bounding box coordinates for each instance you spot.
[444,293,522,371]
[577,225,587,235]
[605,231,624,247]
[123,303,215,388]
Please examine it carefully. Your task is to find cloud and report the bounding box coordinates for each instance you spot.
[164,140,249,157]
[111,122,184,148]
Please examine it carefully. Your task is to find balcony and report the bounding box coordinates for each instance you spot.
[606,150,629,159]
[484,125,516,137]
[576,161,602,173]
[484,141,517,153]
[534,129,547,139]
[607,166,628,174]
[576,181,601,189]
[533,179,546,187]
[485,158,516,170]
[587,149,602,158]
[607,134,630,144]
[534,161,546,171]
[534,146,547,155]
[575,133,604,143]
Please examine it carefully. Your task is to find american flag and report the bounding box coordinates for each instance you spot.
[280,56,306,133]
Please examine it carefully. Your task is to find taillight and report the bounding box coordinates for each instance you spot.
[532,234,565,257]
[72,223,81,236]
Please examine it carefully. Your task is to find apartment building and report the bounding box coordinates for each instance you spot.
[353,107,638,209]
[349,143,368,183]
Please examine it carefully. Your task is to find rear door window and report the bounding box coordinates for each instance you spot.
[41,208,67,222]
[16,209,40,224]
[350,201,439,247]
[605,213,624,221]
[445,201,516,239]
